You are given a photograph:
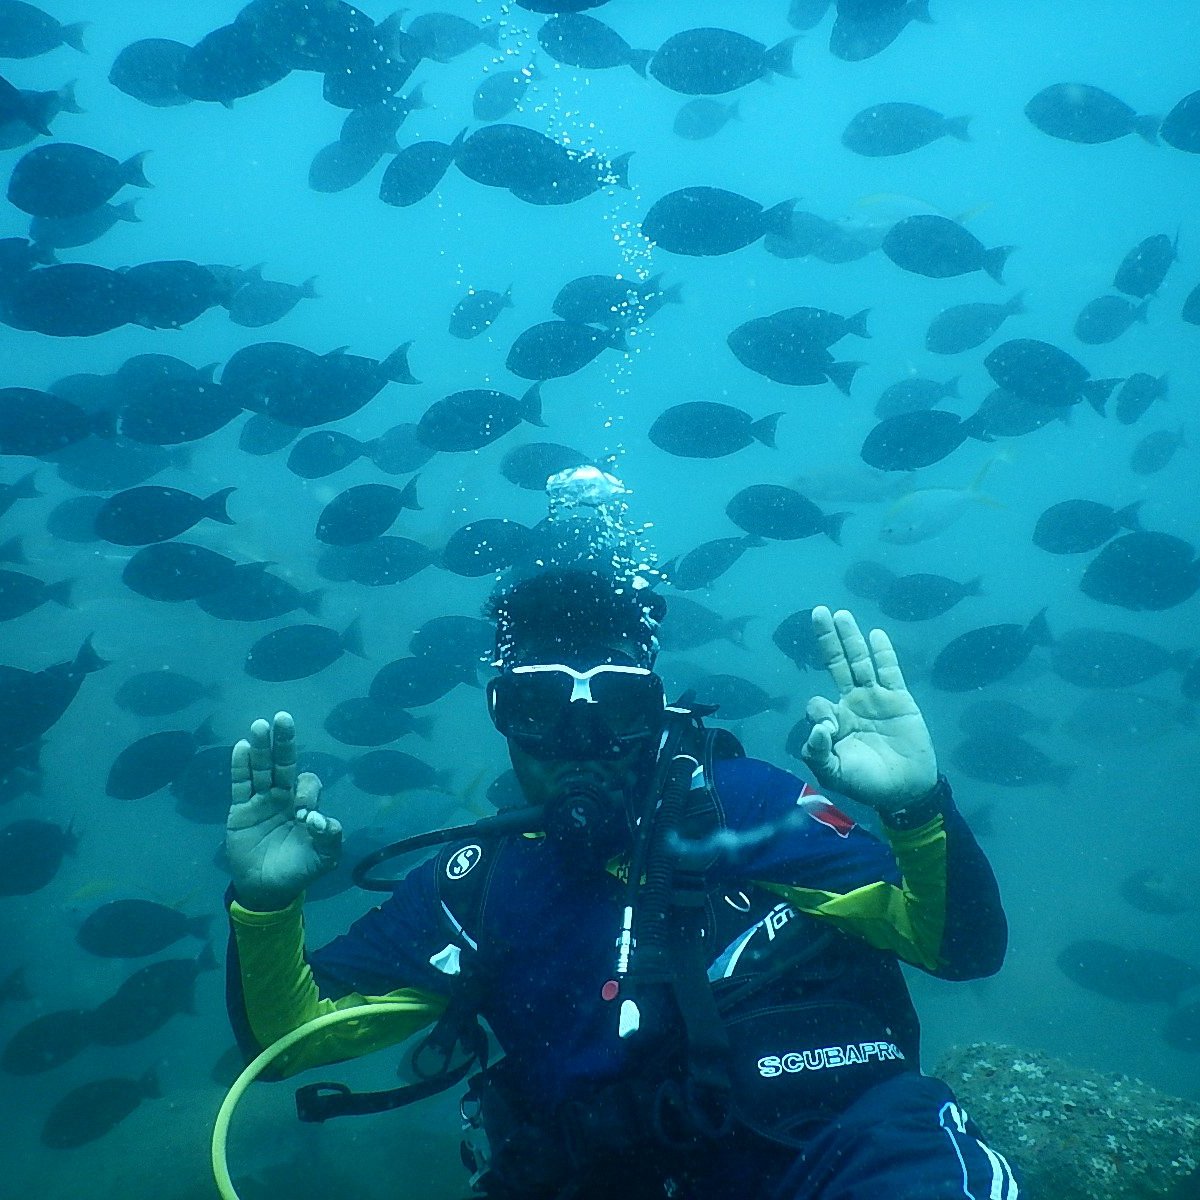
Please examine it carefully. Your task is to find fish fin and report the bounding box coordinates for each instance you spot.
[762,198,798,238]
[606,150,634,190]
[1026,608,1053,647]
[750,411,783,449]
[341,617,367,659]
[300,276,319,299]
[605,325,629,352]
[74,634,109,674]
[982,244,1015,284]
[381,340,419,385]
[1083,377,1120,416]
[742,535,769,549]
[302,588,324,617]
[196,943,218,971]
[45,579,74,608]
[435,769,454,792]
[519,381,546,427]
[193,716,220,747]
[60,21,88,52]
[823,512,850,545]
[764,36,800,78]
[627,48,652,78]
[942,375,961,399]
[770,695,790,713]
[907,0,934,23]
[845,308,871,339]
[121,150,153,189]
[944,115,972,142]
[825,360,865,396]
[12,471,40,499]
[501,285,514,308]
[1005,290,1026,315]
[398,473,422,511]
[1113,501,1142,531]
[403,82,428,113]
[410,714,436,740]
[188,914,214,940]
[114,198,141,223]
[963,576,984,597]
[723,615,754,647]
[1134,298,1151,323]
[1133,114,1161,144]
[204,486,236,525]
[0,536,25,564]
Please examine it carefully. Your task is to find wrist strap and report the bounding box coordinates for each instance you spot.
[882,774,952,831]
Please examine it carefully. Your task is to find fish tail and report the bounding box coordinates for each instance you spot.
[846,308,872,339]
[627,48,652,78]
[750,411,783,448]
[825,360,864,396]
[657,281,684,306]
[1113,500,1142,531]
[58,79,84,113]
[341,617,367,659]
[982,244,1015,284]
[519,381,546,427]
[1133,114,1161,144]
[74,634,110,675]
[942,374,962,398]
[189,914,214,940]
[963,577,984,597]
[945,115,972,142]
[1006,290,1026,315]
[764,36,800,78]
[114,198,141,223]
[404,82,428,112]
[61,21,88,52]
[606,150,634,190]
[1083,377,1120,416]
[762,197,797,239]
[46,579,75,609]
[122,150,153,189]
[300,275,319,300]
[12,470,40,500]
[1026,607,1053,647]
[382,340,419,384]
[0,536,25,564]
[723,615,754,647]
[205,486,237,525]
[399,472,422,511]
[824,512,850,545]
[908,0,934,23]
[302,588,324,617]
[411,713,436,740]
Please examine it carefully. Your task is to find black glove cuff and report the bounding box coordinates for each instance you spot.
[882,774,953,831]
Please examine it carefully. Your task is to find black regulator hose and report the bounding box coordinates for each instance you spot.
[352,804,547,891]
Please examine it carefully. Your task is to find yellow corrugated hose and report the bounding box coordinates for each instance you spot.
[211,1001,426,1200]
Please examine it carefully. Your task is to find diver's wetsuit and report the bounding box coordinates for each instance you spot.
[226,756,1016,1199]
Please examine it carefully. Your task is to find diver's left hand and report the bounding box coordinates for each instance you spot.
[800,606,937,815]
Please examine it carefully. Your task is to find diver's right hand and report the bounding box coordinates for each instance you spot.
[226,711,342,911]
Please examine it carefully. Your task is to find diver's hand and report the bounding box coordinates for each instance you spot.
[800,607,937,815]
[226,711,342,911]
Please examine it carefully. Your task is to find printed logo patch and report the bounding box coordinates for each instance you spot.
[446,844,483,880]
[805,800,856,838]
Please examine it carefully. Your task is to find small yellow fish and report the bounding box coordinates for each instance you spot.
[879,455,1006,544]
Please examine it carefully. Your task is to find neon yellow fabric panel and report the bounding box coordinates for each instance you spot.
[230,896,448,1077]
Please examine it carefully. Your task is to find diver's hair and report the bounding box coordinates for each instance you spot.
[486,568,665,668]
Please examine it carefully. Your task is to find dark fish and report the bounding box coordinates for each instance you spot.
[53,434,171,493]
[350,749,448,794]
[1056,940,1200,1004]
[316,537,435,586]
[882,215,1013,282]
[379,133,463,207]
[1120,868,1197,917]
[449,286,512,339]
[369,422,436,474]
[272,343,417,428]
[239,0,378,71]
[2,1009,90,1075]
[0,818,76,894]
[109,38,192,106]
[321,19,417,111]
[1114,373,1168,425]
[642,186,794,256]
[829,1,932,62]
[726,484,846,543]
[94,485,235,546]
[0,568,71,619]
[659,594,750,651]
[369,655,474,708]
[1160,90,1200,153]
[772,609,823,672]
[1073,294,1148,344]
[0,637,106,753]
[309,138,382,193]
[406,12,496,62]
[171,746,232,825]
[664,534,764,591]
[196,564,322,622]
[500,442,588,491]
[409,614,494,669]
[417,385,544,452]
[286,431,372,479]
[42,1070,161,1148]
[673,97,739,140]
[472,65,535,121]
[106,721,218,801]
[925,293,1025,355]
[507,319,625,380]
[788,0,834,29]
[7,143,151,219]
[1130,428,1185,475]
[842,560,896,601]
[315,478,421,545]
[648,28,796,95]
[1113,233,1178,298]
[179,22,290,104]
[930,610,1052,692]
[1025,83,1159,143]
[538,14,649,74]
[87,946,218,1046]
[77,900,210,958]
[1033,500,1141,554]
[122,543,242,602]
[239,412,300,456]
[244,619,365,681]
[0,76,74,145]
[728,310,866,392]
[878,573,982,621]
[649,402,780,459]
[842,103,970,156]
[114,669,217,717]
[29,199,141,251]
[121,259,223,330]
[1050,629,1189,689]
[1081,532,1200,611]
[984,339,1116,412]
[965,388,1064,439]
[874,375,959,419]
[226,270,319,328]
[219,341,318,414]
[4,264,135,336]
[0,468,38,519]
[0,3,86,57]
[860,410,983,471]
[956,698,1040,739]
[685,673,787,720]
[47,496,116,542]
[441,518,534,577]
[552,273,673,328]
[951,732,1072,788]
[323,697,431,747]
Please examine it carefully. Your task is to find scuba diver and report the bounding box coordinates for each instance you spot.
[223,467,1017,1200]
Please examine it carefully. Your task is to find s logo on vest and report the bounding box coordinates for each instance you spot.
[447,844,483,880]
[802,796,856,838]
